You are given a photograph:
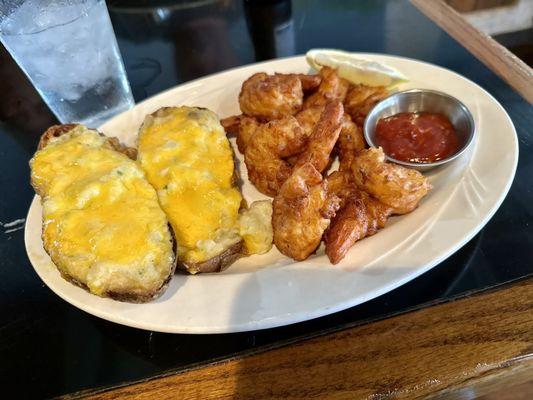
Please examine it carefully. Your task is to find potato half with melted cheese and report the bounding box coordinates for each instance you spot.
[138,107,248,273]
[30,125,175,302]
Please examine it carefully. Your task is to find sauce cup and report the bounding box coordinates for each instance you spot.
[363,89,475,171]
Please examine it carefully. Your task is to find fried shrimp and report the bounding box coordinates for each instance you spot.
[324,170,392,264]
[244,116,307,196]
[337,114,366,172]
[239,73,319,120]
[273,163,340,261]
[326,170,356,203]
[304,66,351,109]
[344,84,389,125]
[295,101,343,173]
[351,147,431,214]
[297,101,364,173]
[272,103,344,260]
[286,73,321,91]
[291,105,333,168]
[324,190,392,264]
[295,106,322,137]
[221,114,260,153]
[220,114,241,134]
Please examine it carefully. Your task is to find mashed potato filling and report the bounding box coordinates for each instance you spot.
[30,126,174,296]
[138,107,243,264]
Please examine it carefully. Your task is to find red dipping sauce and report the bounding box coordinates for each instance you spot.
[375,112,459,163]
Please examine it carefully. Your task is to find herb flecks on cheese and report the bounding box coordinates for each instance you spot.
[138,107,243,264]
[30,126,174,297]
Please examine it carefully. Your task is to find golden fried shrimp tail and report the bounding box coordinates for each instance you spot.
[298,74,322,91]
[244,116,308,196]
[273,163,340,261]
[295,100,344,173]
[303,66,351,109]
[279,73,322,91]
[324,191,392,264]
[220,115,242,135]
[221,114,260,154]
[351,147,432,214]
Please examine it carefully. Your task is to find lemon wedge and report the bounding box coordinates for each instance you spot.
[306,49,408,87]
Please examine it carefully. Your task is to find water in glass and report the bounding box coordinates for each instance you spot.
[0,0,134,127]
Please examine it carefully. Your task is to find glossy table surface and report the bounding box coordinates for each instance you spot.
[0,0,531,398]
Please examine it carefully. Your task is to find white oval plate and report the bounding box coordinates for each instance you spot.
[25,54,518,334]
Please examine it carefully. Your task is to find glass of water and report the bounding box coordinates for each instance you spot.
[0,0,134,128]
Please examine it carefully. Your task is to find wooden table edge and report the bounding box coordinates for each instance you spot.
[58,4,533,398]
[410,0,533,104]
[64,277,533,400]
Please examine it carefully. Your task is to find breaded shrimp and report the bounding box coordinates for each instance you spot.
[296,103,364,173]
[220,114,241,134]
[337,113,366,172]
[324,190,392,264]
[326,170,356,203]
[244,101,344,197]
[295,106,322,137]
[244,116,307,197]
[303,66,351,109]
[344,84,388,125]
[272,163,340,261]
[284,73,321,91]
[285,106,323,168]
[351,147,431,214]
[221,114,260,154]
[295,101,343,173]
[239,73,319,120]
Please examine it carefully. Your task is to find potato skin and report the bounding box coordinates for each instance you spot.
[38,124,80,150]
[139,107,247,275]
[56,263,175,303]
[33,124,176,303]
[178,240,244,274]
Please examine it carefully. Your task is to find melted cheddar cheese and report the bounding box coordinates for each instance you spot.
[30,126,174,297]
[138,107,243,265]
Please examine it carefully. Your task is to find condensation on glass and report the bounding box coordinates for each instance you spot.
[0,0,134,127]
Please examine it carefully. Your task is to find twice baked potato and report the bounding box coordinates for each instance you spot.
[137,107,250,273]
[30,125,175,302]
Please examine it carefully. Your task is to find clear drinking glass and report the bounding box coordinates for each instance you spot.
[0,0,134,127]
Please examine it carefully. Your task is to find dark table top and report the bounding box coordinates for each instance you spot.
[0,0,531,398]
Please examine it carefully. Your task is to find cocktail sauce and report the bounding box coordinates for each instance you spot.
[374,112,459,163]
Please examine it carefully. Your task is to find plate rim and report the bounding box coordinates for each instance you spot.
[24,53,519,333]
